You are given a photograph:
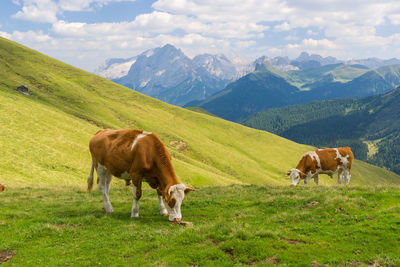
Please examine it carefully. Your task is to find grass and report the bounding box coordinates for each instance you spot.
[1,37,399,189]
[1,184,400,266]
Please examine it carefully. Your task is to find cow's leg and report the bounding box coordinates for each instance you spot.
[344,169,351,185]
[97,164,113,213]
[337,169,344,185]
[313,174,319,186]
[157,188,168,216]
[105,172,114,212]
[131,179,142,218]
[304,174,313,186]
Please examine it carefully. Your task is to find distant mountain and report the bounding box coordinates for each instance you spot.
[192,54,239,80]
[94,56,137,79]
[347,57,400,69]
[242,87,400,174]
[301,64,400,100]
[113,44,230,106]
[191,63,400,122]
[291,52,342,70]
[189,69,300,122]
[97,45,252,106]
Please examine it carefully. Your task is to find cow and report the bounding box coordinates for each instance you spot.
[0,184,4,192]
[287,147,353,186]
[88,129,194,222]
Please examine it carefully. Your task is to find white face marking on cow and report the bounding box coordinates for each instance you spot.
[131,132,152,151]
[165,184,186,221]
[289,169,301,186]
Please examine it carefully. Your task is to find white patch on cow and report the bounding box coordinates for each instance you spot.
[165,184,186,221]
[334,148,349,167]
[131,185,139,218]
[131,132,152,151]
[307,151,321,169]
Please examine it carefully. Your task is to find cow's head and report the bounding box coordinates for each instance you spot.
[287,169,306,186]
[164,183,194,222]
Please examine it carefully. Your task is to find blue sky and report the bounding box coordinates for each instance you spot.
[1,0,400,72]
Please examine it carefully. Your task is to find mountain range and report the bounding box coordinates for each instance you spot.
[190,63,400,121]
[243,87,400,174]
[96,45,400,107]
[96,44,252,106]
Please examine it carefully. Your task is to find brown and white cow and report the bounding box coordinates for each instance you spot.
[0,184,4,192]
[88,129,194,222]
[287,147,354,186]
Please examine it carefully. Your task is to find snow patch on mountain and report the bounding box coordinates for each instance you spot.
[95,57,136,79]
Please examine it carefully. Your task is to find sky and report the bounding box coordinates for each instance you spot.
[1,0,400,72]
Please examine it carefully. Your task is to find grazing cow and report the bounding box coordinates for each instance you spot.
[0,184,4,192]
[287,147,353,186]
[88,129,194,222]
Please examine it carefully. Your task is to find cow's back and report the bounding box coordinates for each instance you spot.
[89,129,144,176]
[316,147,353,171]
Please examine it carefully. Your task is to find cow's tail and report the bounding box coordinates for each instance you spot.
[87,161,95,192]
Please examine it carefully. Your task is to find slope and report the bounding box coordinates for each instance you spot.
[243,87,400,174]
[0,37,398,188]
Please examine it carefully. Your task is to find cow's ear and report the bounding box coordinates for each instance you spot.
[299,171,307,178]
[184,186,195,194]
[286,171,291,176]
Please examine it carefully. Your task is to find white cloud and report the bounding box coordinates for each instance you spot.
[275,22,291,31]
[11,30,52,43]
[286,38,339,58]
[12,0,137,23]
[6,0,400,71]
[0,32,12,39]
[13,0,58,23]
[389,14,400,25]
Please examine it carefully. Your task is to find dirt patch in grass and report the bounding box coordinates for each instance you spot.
[311,260,328,266]
[169,140,187,152]
[263,255,279,265]
[280,237,306,245]
[221,247,234,261]
[304,201,319,209]
[0,250,16,264]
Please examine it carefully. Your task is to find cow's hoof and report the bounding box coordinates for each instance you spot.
[104,207,114,213]
[160,209,168,216]
[131,213,139,218]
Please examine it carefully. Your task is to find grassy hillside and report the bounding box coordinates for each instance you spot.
[243,88,400,174]
[0,36,399,188]
[285,63,369,88]
[1,185,400,265]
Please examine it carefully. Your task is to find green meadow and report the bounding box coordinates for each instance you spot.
[1,185,400,266]
[1,37,400,265]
